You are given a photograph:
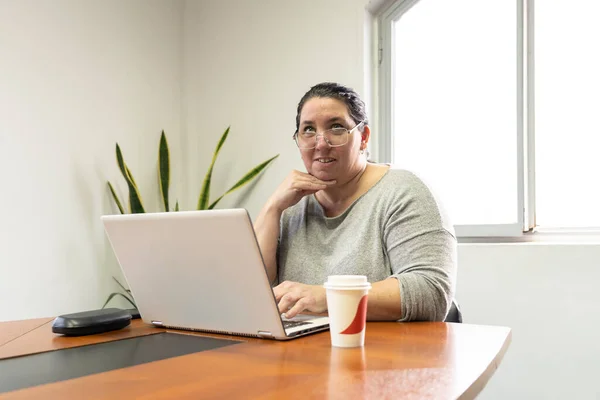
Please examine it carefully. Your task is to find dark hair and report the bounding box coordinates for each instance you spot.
[295,82,369,133]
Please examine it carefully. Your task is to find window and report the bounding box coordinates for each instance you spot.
[535,1,600,229]
[377,0,600,237]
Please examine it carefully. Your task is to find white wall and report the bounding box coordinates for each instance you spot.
[457,244,600,400]
[0,0,184,321]
[181,0,368,217]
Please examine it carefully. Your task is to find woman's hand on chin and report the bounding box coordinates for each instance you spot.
[268,170,336,213]
[273,280,327,319]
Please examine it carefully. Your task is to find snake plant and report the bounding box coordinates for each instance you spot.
[107,127,279,213]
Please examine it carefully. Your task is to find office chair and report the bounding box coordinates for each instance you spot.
[444,299,463,323]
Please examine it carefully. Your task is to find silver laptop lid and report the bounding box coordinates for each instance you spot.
[101,209,289,338]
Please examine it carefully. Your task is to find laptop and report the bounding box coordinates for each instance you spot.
[101,208,329,340]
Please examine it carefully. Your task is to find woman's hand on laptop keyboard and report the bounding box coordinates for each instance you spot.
[273,281,327,319]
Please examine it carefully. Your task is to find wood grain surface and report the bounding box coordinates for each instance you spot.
[0,318,511,400]
[0,318,54,348]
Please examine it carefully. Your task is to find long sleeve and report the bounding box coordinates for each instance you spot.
[383,173,457,322]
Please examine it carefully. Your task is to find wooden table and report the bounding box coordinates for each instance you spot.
[0,318,511,399]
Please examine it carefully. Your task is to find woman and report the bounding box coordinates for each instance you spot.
[254,82,456,322]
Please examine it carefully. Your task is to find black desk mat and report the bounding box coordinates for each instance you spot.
[0,332,241,394]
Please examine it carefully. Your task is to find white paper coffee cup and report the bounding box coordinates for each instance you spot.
[324,275,371,348]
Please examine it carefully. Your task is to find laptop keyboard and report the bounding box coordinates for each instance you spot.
[282,320,312,329]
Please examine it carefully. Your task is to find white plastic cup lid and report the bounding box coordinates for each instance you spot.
[324,275,371,290]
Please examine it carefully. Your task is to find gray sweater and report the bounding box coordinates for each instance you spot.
[277,168,457,321]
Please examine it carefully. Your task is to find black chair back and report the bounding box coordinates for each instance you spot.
[444,299,463,323]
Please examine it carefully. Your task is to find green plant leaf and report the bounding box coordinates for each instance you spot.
[174,200,180,211]
[115,143,145,214]
[158,130,170,212]
[197,126,230,210]
[107,181,125,214]
[208,154,279,210]
[125,166,145,214]
[112,276,131,294]
[125,166,140,192]
[102,292,136,309]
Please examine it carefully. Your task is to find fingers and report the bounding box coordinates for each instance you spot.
[285,297,314,319]
[291,180,328,193]
[274,281,316,318]
[277,292,302,315]
[290,175,336,193]
[316,178,337,186]
[273,281,292,301]
[270,170,337,212]
[304,176,337,186]
[293,171,336,186]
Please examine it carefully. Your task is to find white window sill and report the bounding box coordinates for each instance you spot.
[458,228,600,244]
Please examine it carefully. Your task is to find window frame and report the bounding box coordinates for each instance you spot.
[375,0,535,238]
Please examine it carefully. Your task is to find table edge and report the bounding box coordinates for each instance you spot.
[458,328,513,400]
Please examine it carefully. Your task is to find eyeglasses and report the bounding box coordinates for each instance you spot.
[293,121,365,150]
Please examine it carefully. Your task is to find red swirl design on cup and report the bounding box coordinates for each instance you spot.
[340,295,368,335]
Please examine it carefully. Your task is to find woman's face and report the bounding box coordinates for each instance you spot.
[297,97,369,183]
